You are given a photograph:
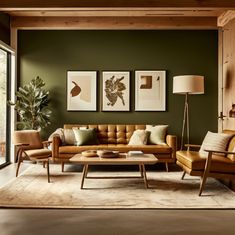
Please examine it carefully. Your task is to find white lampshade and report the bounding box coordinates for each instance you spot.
[173,75,204,94]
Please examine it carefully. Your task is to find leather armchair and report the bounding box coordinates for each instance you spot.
[14,130,52,182]
[176,130,235,196]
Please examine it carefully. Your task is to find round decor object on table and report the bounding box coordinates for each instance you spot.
[81,150,98,157]
[97,150,120,158]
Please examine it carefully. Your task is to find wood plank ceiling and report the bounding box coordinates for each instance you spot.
[1,0,235,29]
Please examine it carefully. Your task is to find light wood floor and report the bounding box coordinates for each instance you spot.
[0,163,235,235]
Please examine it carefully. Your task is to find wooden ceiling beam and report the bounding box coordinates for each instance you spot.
[2,0,235,8]
[5,9,224,17]
[10,16,217,30]
[218,10,235,26]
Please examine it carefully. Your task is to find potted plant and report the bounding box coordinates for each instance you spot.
[9,76,52,130]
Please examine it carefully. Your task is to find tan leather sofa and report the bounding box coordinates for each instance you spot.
[52,124,177,171]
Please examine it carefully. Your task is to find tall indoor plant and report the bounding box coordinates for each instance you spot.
[9,76,52,130]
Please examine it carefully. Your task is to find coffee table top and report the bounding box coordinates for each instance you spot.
[70,153,157,165]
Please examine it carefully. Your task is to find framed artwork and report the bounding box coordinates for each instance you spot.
[135,70,166,111]
[102,71,130,111]
[67,71,97,111]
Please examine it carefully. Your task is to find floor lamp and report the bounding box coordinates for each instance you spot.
[173,75,204,150]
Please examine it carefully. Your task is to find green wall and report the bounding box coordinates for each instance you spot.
[0,12,10,45]
[18,30,218,143]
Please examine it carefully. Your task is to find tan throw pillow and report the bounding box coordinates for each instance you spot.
[128,130,150,145]
[199,131,233,157]
[146,125,168,145]
[63,129,76,145]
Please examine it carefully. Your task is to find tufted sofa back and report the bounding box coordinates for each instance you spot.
[64,124,149,144]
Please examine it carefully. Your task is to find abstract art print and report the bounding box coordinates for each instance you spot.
[102,71,130,111]
[67,71,97,111]
[135,70,166,111]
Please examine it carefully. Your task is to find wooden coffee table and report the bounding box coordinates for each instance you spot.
[70,153,158,189]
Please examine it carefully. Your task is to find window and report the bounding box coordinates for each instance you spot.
[0,41,15,168]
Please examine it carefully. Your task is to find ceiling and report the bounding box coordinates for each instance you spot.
[1,1,235,28]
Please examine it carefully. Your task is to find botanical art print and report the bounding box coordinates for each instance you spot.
[67,71,97,111]
[102,71,130,111]
[135,70,166,111]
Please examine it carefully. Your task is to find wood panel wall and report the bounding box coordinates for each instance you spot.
[221,18,235,131]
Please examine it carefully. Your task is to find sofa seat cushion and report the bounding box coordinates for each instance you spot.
[176,150,235,173]
[59,144,172,154]
[59,145,109,154]
[106,144,171,153]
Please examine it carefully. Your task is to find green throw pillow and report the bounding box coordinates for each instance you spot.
[73,128,99,146]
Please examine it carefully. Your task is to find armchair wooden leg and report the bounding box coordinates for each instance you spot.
[16,149,23,177]
[199,152,212,196]
[165,162,169,172]
[181,171,186,180]
[16,159,22,177]
[46,160,50,183]
[43,161,46,168]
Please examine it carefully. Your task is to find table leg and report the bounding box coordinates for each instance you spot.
[85,164,89,177]
[81,164,88,189]
[139,164,143,177]
[142,164,149,189]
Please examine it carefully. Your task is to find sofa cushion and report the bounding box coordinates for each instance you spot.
[176,150,206,170]
[25,148,51,158]
[73,128,99,146]
[199,131,233,157]
[146,125,168,145]
[128,130,150,145]
[59,144,172,154]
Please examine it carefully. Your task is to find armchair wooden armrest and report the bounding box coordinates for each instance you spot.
[185,144,201,151]
[204,149,235,155]
[15,143,29,147]
[42,140,52,148]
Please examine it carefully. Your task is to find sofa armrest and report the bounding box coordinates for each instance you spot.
[52,136,62,162]
[166,135,177,160]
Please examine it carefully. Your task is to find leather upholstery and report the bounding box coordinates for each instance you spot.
[14,130,51,182]
[176,129,235,175]
[14,130,43,149]
[52,124,177,162]
[223,130,235,162]
[64,124,147,144]
[177,150,235,173]
[25,149,52,159]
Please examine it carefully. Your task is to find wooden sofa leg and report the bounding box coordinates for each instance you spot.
[181,171,186,180]
[165,162,169,172]
[61,162,65,172]
[47,160,50,183]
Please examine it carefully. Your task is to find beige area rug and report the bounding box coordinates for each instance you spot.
[0,164,235,209]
